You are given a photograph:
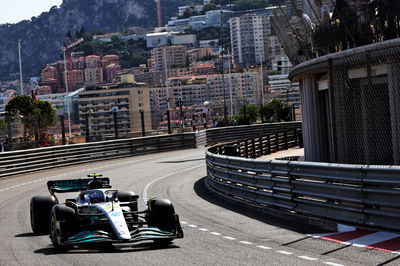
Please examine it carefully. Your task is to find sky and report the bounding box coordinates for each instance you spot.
[0,0,63,24]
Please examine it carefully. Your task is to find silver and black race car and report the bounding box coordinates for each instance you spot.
[30,174,183,250]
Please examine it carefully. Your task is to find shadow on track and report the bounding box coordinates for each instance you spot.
[15,232,37,237]
[158,158,204,164]
[193,176,329,235]
[34,242,180,255]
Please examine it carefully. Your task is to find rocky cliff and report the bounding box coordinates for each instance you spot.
[0,0,200,81]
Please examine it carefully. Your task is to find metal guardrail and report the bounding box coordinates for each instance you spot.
[215,130,300,159]
[206,142,400,232]
[202,122,302,147]
[0,133,196,178]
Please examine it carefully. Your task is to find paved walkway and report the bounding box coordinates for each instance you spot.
[259,147,304,160]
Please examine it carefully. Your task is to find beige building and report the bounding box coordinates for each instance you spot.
[78,74,152,137]
[149,45,187,77]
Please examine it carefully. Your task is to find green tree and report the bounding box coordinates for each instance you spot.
[237,104,259,125]
[5,95,56,137]
[0,119,7,135]
[261,98,292,122]
[35,100,56,129]
[260,102,275,122]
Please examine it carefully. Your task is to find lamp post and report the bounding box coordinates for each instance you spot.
[62,47,72,139]
[220,4,228,126]
[112,106,119,139]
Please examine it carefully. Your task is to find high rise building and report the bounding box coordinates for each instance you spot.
[149,45,187,78]
[78,75,152,136]
[229,14,271,68]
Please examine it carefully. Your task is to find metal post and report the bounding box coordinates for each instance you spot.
[284,131,289,150]
[63,47,72,139]
[220,5,228,126]
[34,119,39,148]
[60,115,66,145]
[18,39,23,95]
[113,110,118,139]
[179,100,184,133]
[276,132,280,152]
[140,110,145,137]
[167,109,172,134]
[267,134,271,154]
[6,114,13,151]
[85,113,90,143]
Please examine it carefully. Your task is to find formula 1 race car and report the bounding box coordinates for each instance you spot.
[30,174,183,250]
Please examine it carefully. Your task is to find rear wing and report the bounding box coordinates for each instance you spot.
[47,178,111,195]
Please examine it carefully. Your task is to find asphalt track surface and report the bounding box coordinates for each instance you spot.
[0,148,399,266]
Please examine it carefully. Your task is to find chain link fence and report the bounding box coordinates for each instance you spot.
[330,45,400,165]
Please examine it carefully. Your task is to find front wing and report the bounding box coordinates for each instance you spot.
[63,226,183,246]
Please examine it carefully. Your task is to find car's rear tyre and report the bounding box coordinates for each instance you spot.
[117,191,138,211]
[146,198,176,232]
[30,196,57,234]
[49,205,75,250]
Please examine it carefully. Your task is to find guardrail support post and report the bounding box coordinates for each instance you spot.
[276,133,280,152]
[60,115,66,145]
[34,119,39,148]
[252,138,256,158]
[267,134,271,154]
[294,130,298,147]
[260,136,264,156]
[140,110,145,137]
[245,141,249,158]
[6,114,13,151]
[284,131,288,150]
[85,113,90,143]
[167,110,172,134]
[113,110,119,139]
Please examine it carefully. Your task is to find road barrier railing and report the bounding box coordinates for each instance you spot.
[201,122,302,147]
[0,133,196,177]
[216,129,300,158]
[206,141,400,232]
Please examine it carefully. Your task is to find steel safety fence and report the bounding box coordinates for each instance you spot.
[206,143,400,232]
[0,133,196,178]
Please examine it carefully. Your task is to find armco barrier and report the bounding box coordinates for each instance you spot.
[0,133,196,178]
[206,145,400,232]
[202,121,302,146]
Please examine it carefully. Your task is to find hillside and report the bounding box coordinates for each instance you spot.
[0,0,201,81]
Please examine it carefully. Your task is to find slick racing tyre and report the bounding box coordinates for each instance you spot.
[49,205,75,250]
[30,196,57,234]
[146,198,176,232]
[117,191,138,211]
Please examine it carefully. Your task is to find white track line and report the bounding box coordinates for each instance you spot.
[276,250,293,255]
[223,236,236,240]
[324,262,345,266]
[257,245,272,250]
[239,241,253,245]
[298,256,318,261]
[142,164,203,203]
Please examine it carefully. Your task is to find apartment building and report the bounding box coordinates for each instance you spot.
[150,71,261,119]
[78,74,152,136]
[149,45,187,77]
[229,14,271,68]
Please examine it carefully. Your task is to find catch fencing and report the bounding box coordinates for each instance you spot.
[201,122,302,147]
[206,141,400,232]
[0,133,195,178]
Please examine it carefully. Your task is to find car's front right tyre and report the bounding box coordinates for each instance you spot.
[49,205,75,250]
